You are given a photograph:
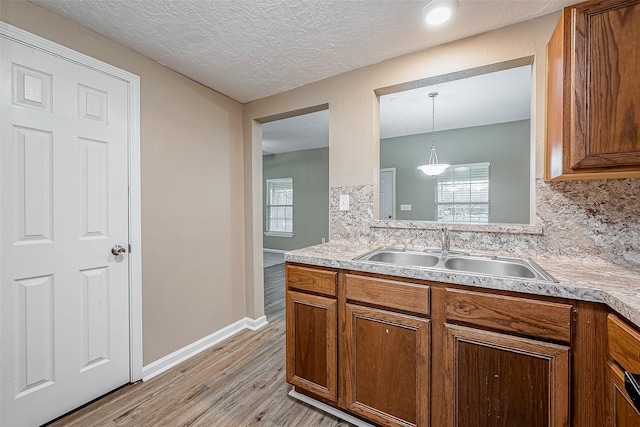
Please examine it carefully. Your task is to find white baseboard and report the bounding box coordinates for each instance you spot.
[245,315,268,331]
[288,389,375,427]
[142,316,269,381]
[262,248,287,254]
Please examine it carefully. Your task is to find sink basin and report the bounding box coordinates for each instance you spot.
[355,248,439,268]
[443,256,552,281]
[354,247,557,282]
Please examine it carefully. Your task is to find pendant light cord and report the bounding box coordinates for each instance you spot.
[431,93,436,148]
[429,92,439,164]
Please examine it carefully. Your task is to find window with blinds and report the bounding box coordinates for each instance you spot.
[266,178,294,235]
[436,163,490,223]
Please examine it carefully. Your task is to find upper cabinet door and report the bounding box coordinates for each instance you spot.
[546,0,640,180]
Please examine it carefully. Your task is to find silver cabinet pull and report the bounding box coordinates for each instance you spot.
[111,245,126,256]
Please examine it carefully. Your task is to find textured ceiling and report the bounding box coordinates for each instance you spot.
[262,109,329,155]
[29,0,574,103]
[380,64,532,139]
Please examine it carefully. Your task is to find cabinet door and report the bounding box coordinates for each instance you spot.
[286,290,337,402]
[344,304,430,427]
[445,324,570,427]
[546,0,640,179]
[572,0,640,170]
[608,362,640,427]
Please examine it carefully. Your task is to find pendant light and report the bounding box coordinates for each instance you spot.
[417,92,450,176]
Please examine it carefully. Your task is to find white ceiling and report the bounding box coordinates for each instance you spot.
[29,0,575,103]
[380,64,532,139]
[262,109,329,155]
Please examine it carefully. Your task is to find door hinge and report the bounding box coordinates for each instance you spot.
[128,244,132,253]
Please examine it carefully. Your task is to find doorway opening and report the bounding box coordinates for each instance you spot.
[259,105,330,317]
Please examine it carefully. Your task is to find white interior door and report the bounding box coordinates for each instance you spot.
[380,168,396,220]
[1,37,131,426]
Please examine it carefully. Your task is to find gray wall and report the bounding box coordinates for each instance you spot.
[263,147,329,251]
[380,120,530,223]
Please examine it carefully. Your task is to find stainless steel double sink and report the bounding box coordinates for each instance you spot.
[353,247,557,282]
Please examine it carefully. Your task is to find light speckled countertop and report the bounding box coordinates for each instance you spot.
[285,242,640,328]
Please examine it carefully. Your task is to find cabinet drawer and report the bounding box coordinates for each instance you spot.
[345,274,430,316]
[286,265,337,297]
[608,314,640,374]
[445,288,573,342]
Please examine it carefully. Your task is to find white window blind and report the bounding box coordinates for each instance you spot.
[266,178,293,235]
[436,163,490,223]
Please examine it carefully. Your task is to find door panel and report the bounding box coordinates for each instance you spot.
[344,303,430,427]
[1,36,130,427]
[608,362,640,427]
[286,290,338,402]
[79,137,109,238]
[15,126,53,243]
[446,323,570,427]
[15,275,55,397]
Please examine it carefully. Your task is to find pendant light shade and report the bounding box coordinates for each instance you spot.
[417,92,449,176]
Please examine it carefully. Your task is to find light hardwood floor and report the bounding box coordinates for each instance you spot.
[48,265,352,426]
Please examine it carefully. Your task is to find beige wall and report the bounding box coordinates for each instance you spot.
[1,0,247,364]
[243,13,559,314]
[244,14,557,185]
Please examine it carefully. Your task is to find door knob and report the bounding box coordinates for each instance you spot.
[111,245,126,256]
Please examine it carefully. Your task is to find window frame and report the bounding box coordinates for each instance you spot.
[265,177,294,237]
[435,162,490,223]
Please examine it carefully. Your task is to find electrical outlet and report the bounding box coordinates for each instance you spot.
[339,195,350,211]
[321,238,326,243]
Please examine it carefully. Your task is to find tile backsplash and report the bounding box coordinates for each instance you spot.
[330,179,640,269]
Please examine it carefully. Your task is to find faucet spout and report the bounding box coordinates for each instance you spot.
[440,227,450,253]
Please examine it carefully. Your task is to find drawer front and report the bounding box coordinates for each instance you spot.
[608,314,640,374]
[345,274,430,316]
[445,288,573,342]
[286,265,337,297]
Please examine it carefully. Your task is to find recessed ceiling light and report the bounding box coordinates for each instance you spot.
[421,0,458,26]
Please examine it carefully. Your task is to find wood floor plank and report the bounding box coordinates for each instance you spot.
[47,264,353,426]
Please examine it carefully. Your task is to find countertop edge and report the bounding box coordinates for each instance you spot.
[284,249,640,329]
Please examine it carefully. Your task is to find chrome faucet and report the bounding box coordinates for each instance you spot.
[440,227,450,253]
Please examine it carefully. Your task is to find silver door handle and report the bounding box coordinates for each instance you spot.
[112,245,126,256]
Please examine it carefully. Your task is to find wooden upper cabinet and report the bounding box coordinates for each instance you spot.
[546,0,640,180]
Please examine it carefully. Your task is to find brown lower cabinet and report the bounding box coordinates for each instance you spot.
[285,289,337,402]
[343,304,430,427]
[608,362,640,427]
[285,263,620,427]
[445,323,570,427]
[607,314,640,426]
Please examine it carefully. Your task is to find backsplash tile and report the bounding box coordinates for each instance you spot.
[329,185,374,244]
[329,179,640,269]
